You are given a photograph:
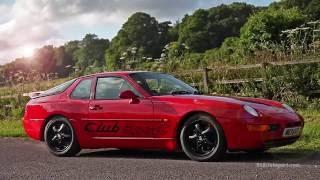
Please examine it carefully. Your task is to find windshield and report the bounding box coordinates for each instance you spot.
[130,72,197,96]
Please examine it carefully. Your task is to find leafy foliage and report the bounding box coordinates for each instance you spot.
[273,0,320,20]
[178,3,257,52]
[305,0,320,20]
[0,1,319,111]
[106,12,171,70]
[74,34,110,71]
[240,7,306,50]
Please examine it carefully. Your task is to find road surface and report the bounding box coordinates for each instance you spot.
[0,138,319,180]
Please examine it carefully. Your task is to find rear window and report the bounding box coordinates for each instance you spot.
[41,79,76,97]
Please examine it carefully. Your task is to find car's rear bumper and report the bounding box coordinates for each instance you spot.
[23,117,44,140]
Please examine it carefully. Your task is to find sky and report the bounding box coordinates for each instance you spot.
[0,0,275,64]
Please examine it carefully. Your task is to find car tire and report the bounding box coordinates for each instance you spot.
[44,116,81,157]
[180,113,226,161]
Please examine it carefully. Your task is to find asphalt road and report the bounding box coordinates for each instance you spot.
[0,138,319,180]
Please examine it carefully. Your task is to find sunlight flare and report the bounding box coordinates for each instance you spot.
[21,45,35,57]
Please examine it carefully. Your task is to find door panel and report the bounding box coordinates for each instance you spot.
[87,98,156,138]
[86,76,165,141]
[65,78,93,147]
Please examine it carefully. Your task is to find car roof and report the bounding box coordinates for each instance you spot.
[78,71,150,79]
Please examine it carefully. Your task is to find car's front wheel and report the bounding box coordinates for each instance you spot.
[44,116,81,156]
[180,114,226,161]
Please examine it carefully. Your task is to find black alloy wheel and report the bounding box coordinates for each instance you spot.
[180,114,226,161]
[44,117,80,156]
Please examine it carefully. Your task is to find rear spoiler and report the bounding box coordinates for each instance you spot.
[22,91,45,99]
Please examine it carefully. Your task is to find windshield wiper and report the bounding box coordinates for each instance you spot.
[171,90,193,95]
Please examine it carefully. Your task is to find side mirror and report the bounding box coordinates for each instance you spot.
[119,90,139,104]
[119,90,137,99]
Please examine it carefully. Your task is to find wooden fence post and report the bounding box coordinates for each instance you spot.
[203,67,209,94]
[261,62,270,98]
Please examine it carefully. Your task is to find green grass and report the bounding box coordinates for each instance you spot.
[0,120,26,137]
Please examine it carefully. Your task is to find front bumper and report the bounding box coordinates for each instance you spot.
[224,112,304,151]
[264,137,300,148]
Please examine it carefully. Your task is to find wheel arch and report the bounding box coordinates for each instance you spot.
[175,111,226,150]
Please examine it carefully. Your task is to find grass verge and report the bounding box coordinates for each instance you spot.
[0,120,26,137]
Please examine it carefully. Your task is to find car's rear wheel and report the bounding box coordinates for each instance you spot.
[180,114,226,161]
[44,117,80,156]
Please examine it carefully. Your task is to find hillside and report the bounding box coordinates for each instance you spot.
[0,0,319,115]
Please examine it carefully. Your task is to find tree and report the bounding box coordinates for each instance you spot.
[305,0,320,20]
[116,12,164,56]
[279,0,313,9]
[65,40,80,58]
[106,12,172,70]
[74,34,110,71]
[272,0,319,20]
[178,9,210,52]
[168,21,180,42]
[240,7,306,50]
[178,3,257,53]
[207,3,258,48]
[158,21,173,48]
[53,46,73,77]
[32,45,56,75]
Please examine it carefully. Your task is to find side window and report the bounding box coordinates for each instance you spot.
[95,77,139,100]
[70,79,92,99]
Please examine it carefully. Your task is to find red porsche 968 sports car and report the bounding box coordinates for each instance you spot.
[23,71,304,161]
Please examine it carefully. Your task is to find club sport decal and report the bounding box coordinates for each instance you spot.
[84,121,169,136]
[85,122,119,133]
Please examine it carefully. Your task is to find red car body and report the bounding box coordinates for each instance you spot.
[23,71,304,153]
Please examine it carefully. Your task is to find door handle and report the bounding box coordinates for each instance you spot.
[89,105,103,110]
